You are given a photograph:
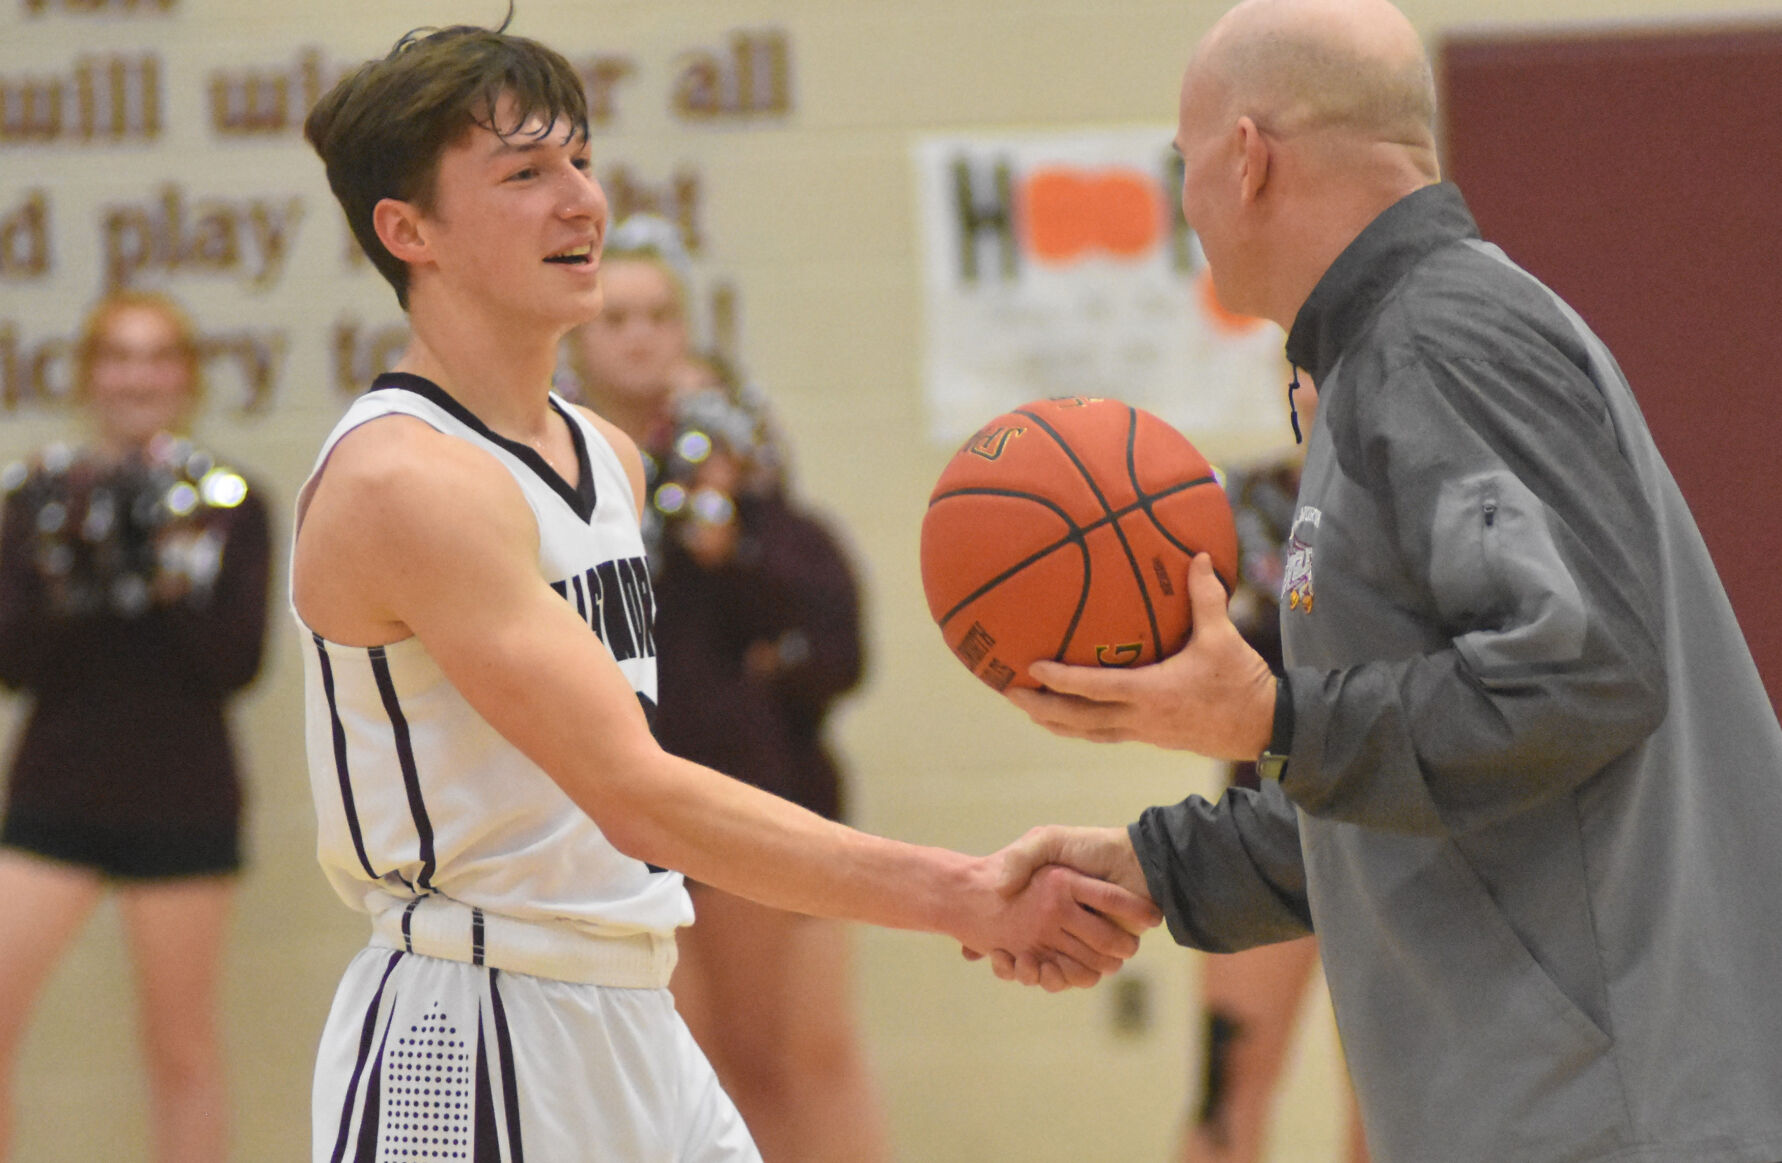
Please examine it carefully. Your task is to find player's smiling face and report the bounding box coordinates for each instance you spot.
[412,91,607,329]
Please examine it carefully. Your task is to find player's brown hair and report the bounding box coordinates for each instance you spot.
[303,12,590,309]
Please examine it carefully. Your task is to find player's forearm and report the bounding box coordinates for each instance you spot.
[439,591,990,942]
[498,652,1151,969]
[597,746,984,939]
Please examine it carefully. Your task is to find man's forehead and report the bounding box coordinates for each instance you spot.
[1176,67,1213,131]
[1181,54,1244,131]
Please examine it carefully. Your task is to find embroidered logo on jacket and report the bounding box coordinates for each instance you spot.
[1282,506,1319,614]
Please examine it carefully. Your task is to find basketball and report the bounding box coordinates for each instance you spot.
[920,396,1238,693]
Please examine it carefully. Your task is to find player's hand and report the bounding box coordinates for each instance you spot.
[991,824,1153,908]
[957,862,1157,991]
[967,825,1160,986]
[1007,553,1276,761]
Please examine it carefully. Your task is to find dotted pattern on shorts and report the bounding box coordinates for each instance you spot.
[382,1000,474,1160]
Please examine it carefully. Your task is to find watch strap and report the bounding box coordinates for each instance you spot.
[1257,676,1294,780]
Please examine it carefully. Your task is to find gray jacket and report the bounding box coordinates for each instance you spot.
[1131,183,1782,1162]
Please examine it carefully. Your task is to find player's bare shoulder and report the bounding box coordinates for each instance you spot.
[294,413,537,645]
[572,403,648,520]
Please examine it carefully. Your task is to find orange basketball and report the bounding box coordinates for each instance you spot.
[920,396,1238,693]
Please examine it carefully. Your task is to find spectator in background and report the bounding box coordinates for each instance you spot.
[569,220,893,1161]
[0,291,272,1163]
[567,214,691,453]
[1186,442,1366,1163]
[565,215,698,565]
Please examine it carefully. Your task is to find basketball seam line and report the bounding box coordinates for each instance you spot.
[1014,406,1160,656]
[932,473,1219,629]
[1015,407,1110,659]
[929,475,1218,509]
[1119,407,1165,655]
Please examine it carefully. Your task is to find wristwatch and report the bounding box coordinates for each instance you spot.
[1256,677,1294,781]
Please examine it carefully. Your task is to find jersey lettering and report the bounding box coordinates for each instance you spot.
[617,556,656,658]
[549,554,657,662]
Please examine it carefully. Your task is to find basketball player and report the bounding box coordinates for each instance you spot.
[294,21,1159,1161]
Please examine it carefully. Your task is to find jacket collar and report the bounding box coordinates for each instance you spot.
[1284,182,1480,385]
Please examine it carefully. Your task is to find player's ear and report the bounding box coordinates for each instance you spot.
[373,197,430,265]
[1235,116,1270,205]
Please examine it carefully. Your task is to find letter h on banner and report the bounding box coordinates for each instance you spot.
[950,156,1018,285]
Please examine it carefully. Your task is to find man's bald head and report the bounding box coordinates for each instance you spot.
[1170,0,1440,327]
[1193,0,1436,153]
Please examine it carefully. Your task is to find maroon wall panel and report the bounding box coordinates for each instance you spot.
[1442,26,1782,707]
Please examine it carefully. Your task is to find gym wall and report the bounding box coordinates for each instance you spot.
[0,1,1765,1159]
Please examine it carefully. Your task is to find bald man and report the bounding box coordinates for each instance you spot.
[995,2,1782,1160]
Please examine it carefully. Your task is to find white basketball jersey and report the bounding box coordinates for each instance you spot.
[294,374,691,985]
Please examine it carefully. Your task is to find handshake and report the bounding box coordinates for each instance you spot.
[957,825,1160,993]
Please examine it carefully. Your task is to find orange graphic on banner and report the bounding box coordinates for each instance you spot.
[1196,268,1269,336]
[1020,167,1161,263]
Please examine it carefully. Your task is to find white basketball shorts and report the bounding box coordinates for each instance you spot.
[313,947,761,1162]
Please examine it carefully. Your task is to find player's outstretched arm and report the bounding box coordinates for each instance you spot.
[1008,553,1277,761]
[297,417,1160,986]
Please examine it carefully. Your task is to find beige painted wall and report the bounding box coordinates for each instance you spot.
[0,1,1768,1159]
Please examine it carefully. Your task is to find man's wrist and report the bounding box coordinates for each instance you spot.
[1257,675,1294,781]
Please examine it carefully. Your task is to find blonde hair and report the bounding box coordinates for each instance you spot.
[74,290,206,416]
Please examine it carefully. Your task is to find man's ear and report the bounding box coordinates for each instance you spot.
[1234,116,1271,205]
[372,197,429,265]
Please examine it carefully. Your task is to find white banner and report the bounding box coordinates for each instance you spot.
[915,128,1290,445]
